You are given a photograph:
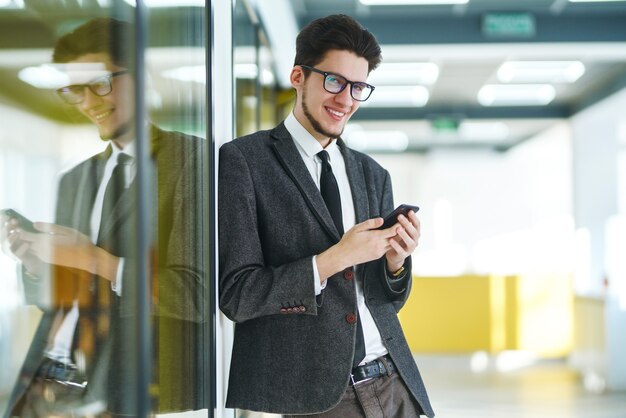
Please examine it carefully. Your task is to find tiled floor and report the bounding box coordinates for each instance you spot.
[416,354,626,418]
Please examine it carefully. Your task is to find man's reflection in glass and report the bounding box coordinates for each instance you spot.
[1,18,206,417]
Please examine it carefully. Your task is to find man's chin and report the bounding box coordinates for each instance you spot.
[319,125,344,140]
[98,123,133,141]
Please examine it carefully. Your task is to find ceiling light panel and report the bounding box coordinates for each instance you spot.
[458,121,510,141]
[478,84,556,106]
[360,0,469,5]
[362,86,429,107]
[345,130,409,152]
[568,0,626,3]
[497,61,585,83]
[124,0,204,6]
[368,62,439,86]
[162,65,206,84]
[19,63,109,88]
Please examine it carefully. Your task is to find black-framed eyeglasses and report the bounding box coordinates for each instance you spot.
[56,70,129,105]
[299,65,375,102]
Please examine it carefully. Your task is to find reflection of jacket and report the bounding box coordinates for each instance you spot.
[5,126,207,416]
[218,122,434,417]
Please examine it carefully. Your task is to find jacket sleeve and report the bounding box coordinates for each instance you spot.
[218,142,318,323]
[118,141,207,323]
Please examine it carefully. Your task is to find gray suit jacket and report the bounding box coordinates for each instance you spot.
[218,122,434,416]
[5,126,207,417]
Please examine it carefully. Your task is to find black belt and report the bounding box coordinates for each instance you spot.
[36,357,86,388]
[350,354,396,385]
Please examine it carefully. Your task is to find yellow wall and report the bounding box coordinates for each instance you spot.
[399,274,574,357]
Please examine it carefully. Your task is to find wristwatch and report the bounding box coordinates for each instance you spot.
[391,266,405,278]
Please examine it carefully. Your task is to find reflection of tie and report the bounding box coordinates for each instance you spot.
[99,153,131,240]
[317,150,365,368]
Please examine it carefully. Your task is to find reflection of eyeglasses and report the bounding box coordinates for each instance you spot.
[299,64,375,102]
[56,70,129,104]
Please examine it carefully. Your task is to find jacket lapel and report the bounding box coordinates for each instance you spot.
[70,146,110,235]
[339,138,370,224]
[271,123,342,242]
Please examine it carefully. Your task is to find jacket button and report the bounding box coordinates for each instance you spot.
[287,307,294,313]
[299,306,306,313]
[346,313,357,324]
[280,308,287,314]
[344,269,354,281]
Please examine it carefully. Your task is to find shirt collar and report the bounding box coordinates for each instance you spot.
[284,111,339,160]
[110,139,136,161]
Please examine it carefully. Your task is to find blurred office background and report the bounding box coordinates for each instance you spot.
[1,0,626,417]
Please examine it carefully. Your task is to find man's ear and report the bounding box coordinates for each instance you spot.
[290,66,304,89]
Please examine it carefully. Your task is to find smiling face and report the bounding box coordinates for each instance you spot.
[69,52,135,146]
[291,49,369,146]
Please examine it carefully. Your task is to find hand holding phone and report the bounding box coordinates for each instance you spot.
[377,204,420,230]
[1,208,38,233]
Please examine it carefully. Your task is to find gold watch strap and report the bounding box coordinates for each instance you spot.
[391,266,405,277]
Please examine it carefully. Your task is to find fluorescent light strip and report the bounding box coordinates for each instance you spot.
[345,130,409,152]
[569,0,626,3]
[0,0,23,8]
[18,63,110,89]
[234,64,275,85]
[478,84,556,106]
[368,62,439,86]
[162,65,206,84]
[360,0,469,4]
[497,61,585,83]
[458,121,510,141]
[362,85,429,107]
[124,0,205,7]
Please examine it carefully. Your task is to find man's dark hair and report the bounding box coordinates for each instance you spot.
[53,17,131,67]
[294,14,382,74]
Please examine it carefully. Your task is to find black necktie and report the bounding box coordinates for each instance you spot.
[98,153,131,241]
[317,150,365,368]
[317,150,344,236]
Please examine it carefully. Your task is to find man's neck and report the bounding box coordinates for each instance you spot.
[111,131,135,150]
[292,110,332,148]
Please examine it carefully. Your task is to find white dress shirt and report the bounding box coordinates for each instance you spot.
[90,141,136,295]
[45,141,134,363]
[284,112,388,365]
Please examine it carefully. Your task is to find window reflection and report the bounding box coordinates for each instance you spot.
[234,0,284,138]
[0,3,210,417]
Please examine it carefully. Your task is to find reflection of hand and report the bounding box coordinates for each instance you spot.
[385,210,420,273]
[0,213,15,255]
[2,215,48,277]
[15,223,119,282]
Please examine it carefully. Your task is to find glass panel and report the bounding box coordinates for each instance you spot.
[234,0,280,138]
[145,2,211,416]
[0,1,211,417]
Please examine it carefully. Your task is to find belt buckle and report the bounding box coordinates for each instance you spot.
[350,372,374,386]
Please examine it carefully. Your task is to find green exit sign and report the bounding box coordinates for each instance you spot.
[482,13,536,38]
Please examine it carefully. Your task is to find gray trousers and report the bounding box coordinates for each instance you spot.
[285,372,424,418]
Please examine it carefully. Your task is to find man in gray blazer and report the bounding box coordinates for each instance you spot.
[1,18,206,417]
[219,14,434,417]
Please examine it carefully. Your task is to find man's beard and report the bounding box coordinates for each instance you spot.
[302,89,344,140]
[100,119,133,141]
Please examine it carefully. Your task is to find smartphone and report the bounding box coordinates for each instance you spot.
[0,208,38,233]
[377,204,420,230]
